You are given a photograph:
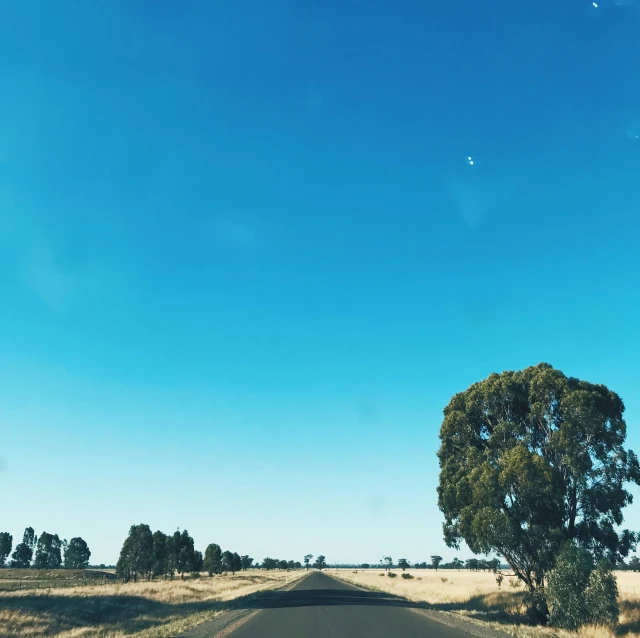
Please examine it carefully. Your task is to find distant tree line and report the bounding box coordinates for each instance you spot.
[116,524,312,583]
[364,556,503,571]
[0,527,91,569]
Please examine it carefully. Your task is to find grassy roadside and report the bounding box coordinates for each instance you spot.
[0,570,306,638]
[328,569,640,638]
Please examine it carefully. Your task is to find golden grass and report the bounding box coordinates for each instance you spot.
[0,570,304,638]
[330,569,640,638]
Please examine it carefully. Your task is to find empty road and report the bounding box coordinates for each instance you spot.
[222,571,474,637]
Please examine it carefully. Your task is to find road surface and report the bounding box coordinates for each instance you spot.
[223,571,474,637]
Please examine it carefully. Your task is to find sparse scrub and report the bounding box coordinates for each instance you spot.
[441,577,448,584]
[401,573,414,579]
[387,572,397,578]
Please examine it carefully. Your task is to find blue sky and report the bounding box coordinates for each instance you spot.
[2,0,640,565]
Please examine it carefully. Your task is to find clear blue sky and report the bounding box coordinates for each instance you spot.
[2,0,640,565]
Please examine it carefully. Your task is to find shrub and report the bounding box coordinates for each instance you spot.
[379,573,385,577]
[190,572,201,579]
[387,572,397,578]
[509,577,521,588]
[547,544,593,629]
[417,577,422,580]
[401,573,414,579]
[586,561,619,628]
[441,577,448,584]
[496,573,504,587]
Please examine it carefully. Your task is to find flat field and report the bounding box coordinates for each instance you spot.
[330,568,640,638]
[0,569,303,638]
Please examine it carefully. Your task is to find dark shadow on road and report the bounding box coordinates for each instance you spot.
[247,588,424,609]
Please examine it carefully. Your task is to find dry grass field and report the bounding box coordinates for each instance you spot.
[0,570,304,638]
[330,568,640,638]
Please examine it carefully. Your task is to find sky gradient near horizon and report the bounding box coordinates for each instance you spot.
[2,0,640,565]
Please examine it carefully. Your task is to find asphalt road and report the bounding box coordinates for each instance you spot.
[223,571,473,637]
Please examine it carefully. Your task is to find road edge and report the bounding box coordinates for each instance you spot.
[176,572,310,638]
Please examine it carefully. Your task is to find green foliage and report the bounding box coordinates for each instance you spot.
[23,527,37,551]
[116,524,153,582]
[262,557,278,570]
[241,555,254,570]
[176,530,196,578]
[628,556,640,571]
[438,363,640,599]
[586,561,619,628]
[314,555,327,570]
[361,563,370,568]
[401,573,414,579]
[34,532,63,569]
[222,551,235,573]
[304,554,313,570]
[387,571,397,578]
[10,543,32,568]
[398,558,410,571]
[204,543,222,576]
[63,537,91,569]
[547,543,619,629]
[0,532,13,567]
[151,531,167,578]
[430,555,442,571]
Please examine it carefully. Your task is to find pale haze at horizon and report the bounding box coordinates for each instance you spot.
[2,1,640,564]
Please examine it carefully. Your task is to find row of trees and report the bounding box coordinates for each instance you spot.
[369,556,501,572]
[116,524,319,582]
[0,528,91,569]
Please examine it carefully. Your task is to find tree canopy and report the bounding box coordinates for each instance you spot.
[438,363,640,596]
[0,533,13,567]
[34,532,63,569]
[63,537,91,569]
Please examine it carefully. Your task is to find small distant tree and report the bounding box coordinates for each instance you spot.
[430,555,443,571]
[452,558,463,570]
[397,558,410,571]
[193,550,204,573]
[23,528,37,552]
[232,552,242,574]
[10,544,32,568]
[0,533,13,567]
[222,550,235,573]
[116,524,153,583]
[629,557,640,572]
[34,532,63,569]
[63,537,91,569]
[384,556,393,571]
[294,561,302,569]
[314,555,326,570]
[262,557,277,570]
[204,544,222,576]
[151,531,168,579]
[486,558,500,573]
[304,554,313,570]
[166,531,181,579]
[278,559,289,570]
[466,558,479,571]
[241,555,254,570]
[361,563,370,569]
[287,560,296,570]
[177,530,195,579]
